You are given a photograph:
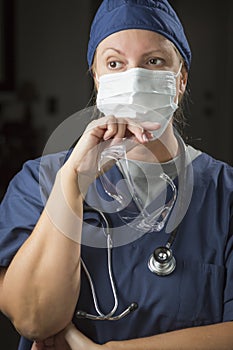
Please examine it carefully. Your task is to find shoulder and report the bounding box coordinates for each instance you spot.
[21,150,69,177]
[191,151,233,198]
[0,150,70,266]
[2,150,69,205]
[193,152,233,177]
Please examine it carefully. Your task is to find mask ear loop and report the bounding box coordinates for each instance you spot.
[95,73,100,83]
[174,62,183,78]
[172,62,183,106]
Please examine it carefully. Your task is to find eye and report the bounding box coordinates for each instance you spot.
[147,58,163,67]
[107,60,123,70]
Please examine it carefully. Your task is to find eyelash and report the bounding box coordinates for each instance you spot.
[106,57,164,70]
[147,58,163,66]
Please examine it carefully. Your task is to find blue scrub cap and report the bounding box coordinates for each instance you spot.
[87,0,191,70]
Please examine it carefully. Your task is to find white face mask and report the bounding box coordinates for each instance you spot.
[96,65,182,139]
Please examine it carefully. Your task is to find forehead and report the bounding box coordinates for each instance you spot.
[96,29,176,56]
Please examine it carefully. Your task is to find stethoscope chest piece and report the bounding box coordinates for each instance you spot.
[148,246,176,276]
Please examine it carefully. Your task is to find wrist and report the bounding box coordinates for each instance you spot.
[64,323,102,350]
[61,161,96,199]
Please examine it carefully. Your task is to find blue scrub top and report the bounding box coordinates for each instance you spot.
[0,150,233,349]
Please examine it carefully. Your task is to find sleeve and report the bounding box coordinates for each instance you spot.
[0,159,44,267]
[223,214,233,322]
[0,151,67,268]
[222,165,233,322]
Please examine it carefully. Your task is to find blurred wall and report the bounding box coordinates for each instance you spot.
[174,0,233,164]
[0,0,94,348]
[0,0,94,198]
[15,0,93,132]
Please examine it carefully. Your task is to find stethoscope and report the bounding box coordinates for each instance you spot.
[76,134,189,321]
[76,206,178,321]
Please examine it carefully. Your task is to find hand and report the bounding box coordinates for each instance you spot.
[31,331,71,350]
[31,323,103,350]
[64,116,160,194]
[66,115,159,172]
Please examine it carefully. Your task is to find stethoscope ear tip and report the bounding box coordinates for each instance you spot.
[76,310,87,319]
[130,302,138,311]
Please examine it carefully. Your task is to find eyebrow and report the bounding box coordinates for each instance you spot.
[101,48,166,56]
[101,48,124,55]
[142,50,165,57]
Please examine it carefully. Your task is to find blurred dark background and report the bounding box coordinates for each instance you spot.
[0,0,233,348]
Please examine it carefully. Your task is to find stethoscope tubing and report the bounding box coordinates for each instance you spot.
[80,207,118,318]
[76,207,138,321]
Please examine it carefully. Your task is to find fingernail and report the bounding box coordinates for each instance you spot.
[142,134,149,142]
[148,132,154,139]
[104,135,111,140]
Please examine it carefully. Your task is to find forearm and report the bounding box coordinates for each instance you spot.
[1,168,83,340]
[64,324,101,350]
[106,322,233,350]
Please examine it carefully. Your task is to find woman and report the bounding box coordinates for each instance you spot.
[0,1,233,349]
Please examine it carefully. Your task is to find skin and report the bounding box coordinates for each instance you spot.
[0,29,232,349]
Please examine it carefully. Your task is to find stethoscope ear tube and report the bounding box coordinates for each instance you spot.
[76,302,138,321]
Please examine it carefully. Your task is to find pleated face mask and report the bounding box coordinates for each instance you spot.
[96,65,181,139]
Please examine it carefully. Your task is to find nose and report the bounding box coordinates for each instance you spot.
[126,58,144,70]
